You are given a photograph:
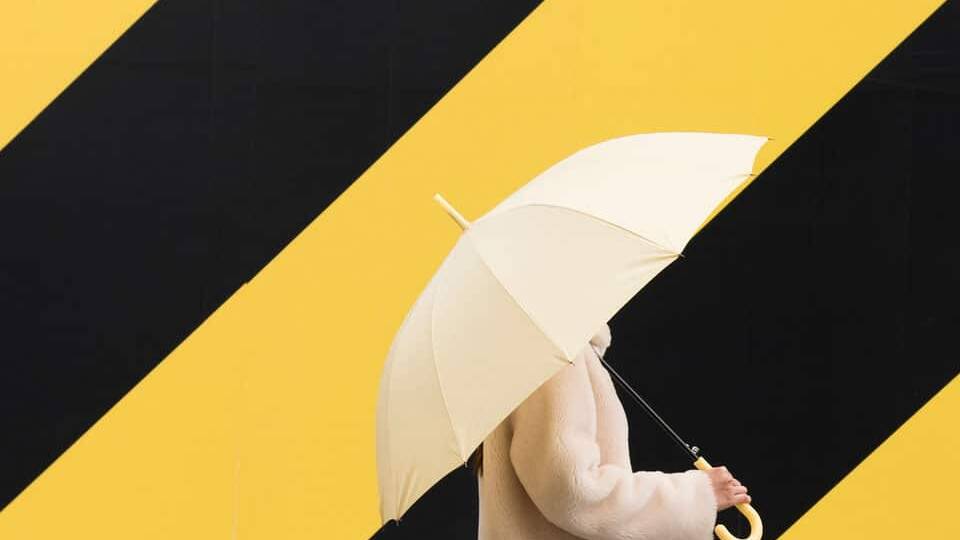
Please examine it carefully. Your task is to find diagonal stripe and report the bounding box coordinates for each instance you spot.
[0,1,157,153]
[0,1,946,538]
[0,0,544,512]
[781,375,960,539]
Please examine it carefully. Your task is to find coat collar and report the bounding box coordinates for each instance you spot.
[588,322,612,358]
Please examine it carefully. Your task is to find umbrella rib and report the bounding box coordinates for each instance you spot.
[465,233,574,363]
[429,276,468,462]
[513,202,683,257]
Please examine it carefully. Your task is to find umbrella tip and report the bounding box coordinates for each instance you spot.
[433,193,471,231]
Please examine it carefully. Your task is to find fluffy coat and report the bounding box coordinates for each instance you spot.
[477,323,717,539]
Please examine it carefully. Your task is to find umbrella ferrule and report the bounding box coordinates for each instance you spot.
[433,193,471,231]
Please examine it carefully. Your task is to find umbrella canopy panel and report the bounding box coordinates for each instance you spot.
[484,132,768,253]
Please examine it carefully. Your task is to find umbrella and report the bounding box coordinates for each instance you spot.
[376,132,768,539]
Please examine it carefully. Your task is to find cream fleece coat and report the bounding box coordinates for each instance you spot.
[477,323,718,540]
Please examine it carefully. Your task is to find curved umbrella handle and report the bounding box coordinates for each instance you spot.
[694,456,763,540]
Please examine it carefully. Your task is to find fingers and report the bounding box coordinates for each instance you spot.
[728,483,751,506]
[706,465,753,510]
[721,492,751,509]
[714,465,746,489]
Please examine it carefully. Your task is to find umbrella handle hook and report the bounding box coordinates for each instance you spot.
[694,456,763,540]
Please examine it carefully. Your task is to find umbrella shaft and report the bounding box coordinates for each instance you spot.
[596,351,700,462]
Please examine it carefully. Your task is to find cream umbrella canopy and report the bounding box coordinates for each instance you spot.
[376,132,769,537]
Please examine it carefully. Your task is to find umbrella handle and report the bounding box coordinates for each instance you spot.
[694,456,763,540]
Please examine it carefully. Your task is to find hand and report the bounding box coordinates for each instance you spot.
[705,465,751,511]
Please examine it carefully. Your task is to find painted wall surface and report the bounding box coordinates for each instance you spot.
[0,1,957,539]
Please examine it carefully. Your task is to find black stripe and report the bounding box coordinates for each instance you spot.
[373,2,960,538]
[0,0,542,510]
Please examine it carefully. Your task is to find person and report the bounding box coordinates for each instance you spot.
[471,322,750,539]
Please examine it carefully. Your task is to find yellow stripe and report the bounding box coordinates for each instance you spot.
[0,1,157,152]
[0,1,945,538]
[781,375,960,539]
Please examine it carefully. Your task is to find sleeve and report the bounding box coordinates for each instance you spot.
[508,354,717,540]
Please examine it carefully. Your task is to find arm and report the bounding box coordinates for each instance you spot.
[508,353,717,540]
